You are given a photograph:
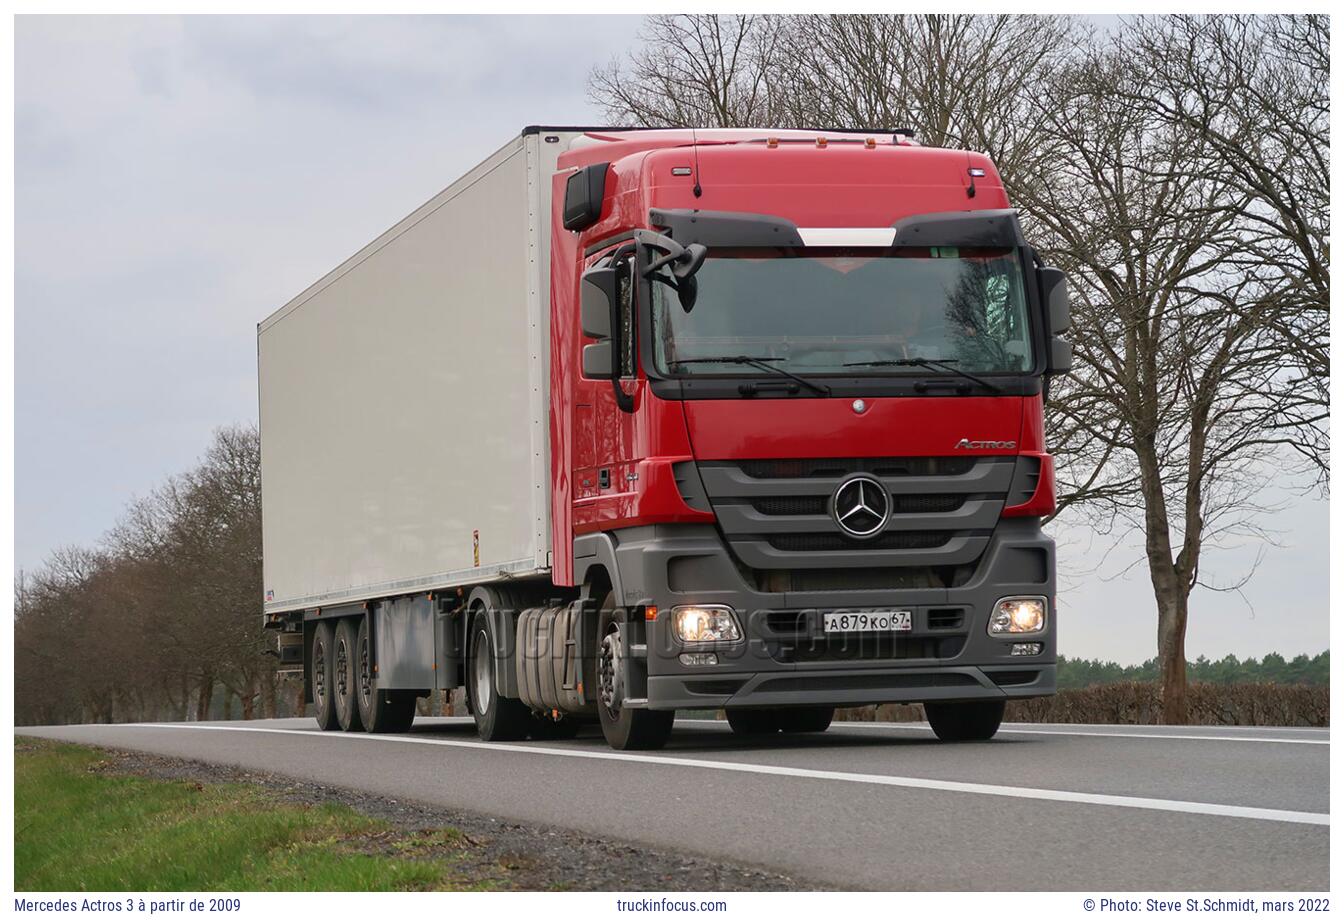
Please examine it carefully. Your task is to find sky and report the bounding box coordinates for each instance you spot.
[14,15,1329,666]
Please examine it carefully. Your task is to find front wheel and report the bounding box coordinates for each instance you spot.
[596,596,673,750]
[924,699,1005,742]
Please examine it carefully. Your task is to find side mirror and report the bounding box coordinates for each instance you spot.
[563,162,610,232]
[1048,337,1073,374]
[580,264,617,338]
[582,341,613,379]
[1038,266,1070,334]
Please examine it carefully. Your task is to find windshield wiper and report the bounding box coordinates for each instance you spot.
[671,355,831,396]
[843,358,1003,394]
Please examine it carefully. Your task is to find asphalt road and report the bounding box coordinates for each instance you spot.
[18,717,1328,891]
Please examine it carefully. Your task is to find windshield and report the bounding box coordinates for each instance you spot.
[651,247,1034,376]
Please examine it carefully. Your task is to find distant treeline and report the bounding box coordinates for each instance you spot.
[14,425,275,727]
[1057,652,1329,690]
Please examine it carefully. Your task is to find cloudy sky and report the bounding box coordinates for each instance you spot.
[15,15,1328,665]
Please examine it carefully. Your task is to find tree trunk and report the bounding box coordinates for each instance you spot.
[261,671,278,719]
[195,675,214,722]
[1152,569,1191,724]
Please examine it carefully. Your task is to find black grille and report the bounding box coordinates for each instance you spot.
[767,532,950,553]
[774,635,965,664]
[758,567,955,592]
[765,611,809,633]
[752,496,829,516]
[891,494,965,514]
[926,607,966,630]
[750,494,965,516]
[737,457,976,479]
[989,670,1041,687]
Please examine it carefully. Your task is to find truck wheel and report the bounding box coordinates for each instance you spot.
[924,699,1005,742]
[596,596,673,750]
[468,611,531,741]
[726,709,779,735]
[310,621,338,731]
[777,706,834,733]
[355,617,416,733]
[333,618,365,732]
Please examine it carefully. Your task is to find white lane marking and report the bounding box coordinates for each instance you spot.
[102,722,1327,827]
[743,721,1330,746]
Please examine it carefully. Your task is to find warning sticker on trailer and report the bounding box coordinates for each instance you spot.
[473,530,480,567]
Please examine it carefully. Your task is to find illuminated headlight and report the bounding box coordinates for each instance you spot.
[988,596,1047,635]
[671,605,741,644]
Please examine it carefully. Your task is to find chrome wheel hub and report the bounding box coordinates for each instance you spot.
[598,629,623,714]
[473,633,493,710]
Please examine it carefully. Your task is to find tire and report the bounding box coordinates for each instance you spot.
[355,617,417,733]
[776,706,834,734]
[596,594,673,750]
[310,621,338,731]
[333,618,365,733]
[468,611,531,742]
[726,709,779,735]
[924,699,1005,742]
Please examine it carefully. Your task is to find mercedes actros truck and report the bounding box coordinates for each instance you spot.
[259,126,1072,750]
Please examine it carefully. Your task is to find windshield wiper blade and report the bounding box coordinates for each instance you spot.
[843,358,1002,393]
[671,355,831,396]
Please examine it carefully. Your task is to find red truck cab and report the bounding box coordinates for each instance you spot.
[541,128,1071,749]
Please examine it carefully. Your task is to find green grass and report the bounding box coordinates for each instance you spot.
[14,739,491,891]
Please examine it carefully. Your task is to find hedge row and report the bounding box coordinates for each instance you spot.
[835,681,1329,727]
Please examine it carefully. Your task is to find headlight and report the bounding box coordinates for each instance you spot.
[988,596,1047,635]
[671,605,741,644]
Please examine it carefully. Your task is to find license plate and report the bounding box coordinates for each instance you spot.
[822,610,912,633]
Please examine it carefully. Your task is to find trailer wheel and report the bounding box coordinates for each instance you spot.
[468,611,531,741]
[725,709,779,735]
[924,699,1005,742]
[333,618,365,732]
[355,617,416,733]
[596,594,673,751]
[311,621,338,731]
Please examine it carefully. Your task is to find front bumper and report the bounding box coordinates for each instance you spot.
[603,518,1057,711]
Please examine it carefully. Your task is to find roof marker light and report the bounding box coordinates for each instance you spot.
[671,166,693,176]
[865,137,877,149]
[969,167,986,177]
[816,136,828,147]
[766,137,779,148]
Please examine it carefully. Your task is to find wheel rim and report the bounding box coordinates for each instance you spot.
[598,628,622,716]
[473,630,493,710]
[358,634,372,710]
[313,638,327,709]
[335,636,349,710]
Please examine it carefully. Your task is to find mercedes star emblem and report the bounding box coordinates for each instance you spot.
[832,474,890,538]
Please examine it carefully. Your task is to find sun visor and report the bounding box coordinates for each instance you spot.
[891,209,1026,248]
[649,209,805,247]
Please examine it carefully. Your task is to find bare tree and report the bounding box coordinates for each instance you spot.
[589,15,784,127]
[1020,25,1327,722]
[773,15,1081,181]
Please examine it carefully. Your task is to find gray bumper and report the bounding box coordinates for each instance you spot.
[577,518,1056,711]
